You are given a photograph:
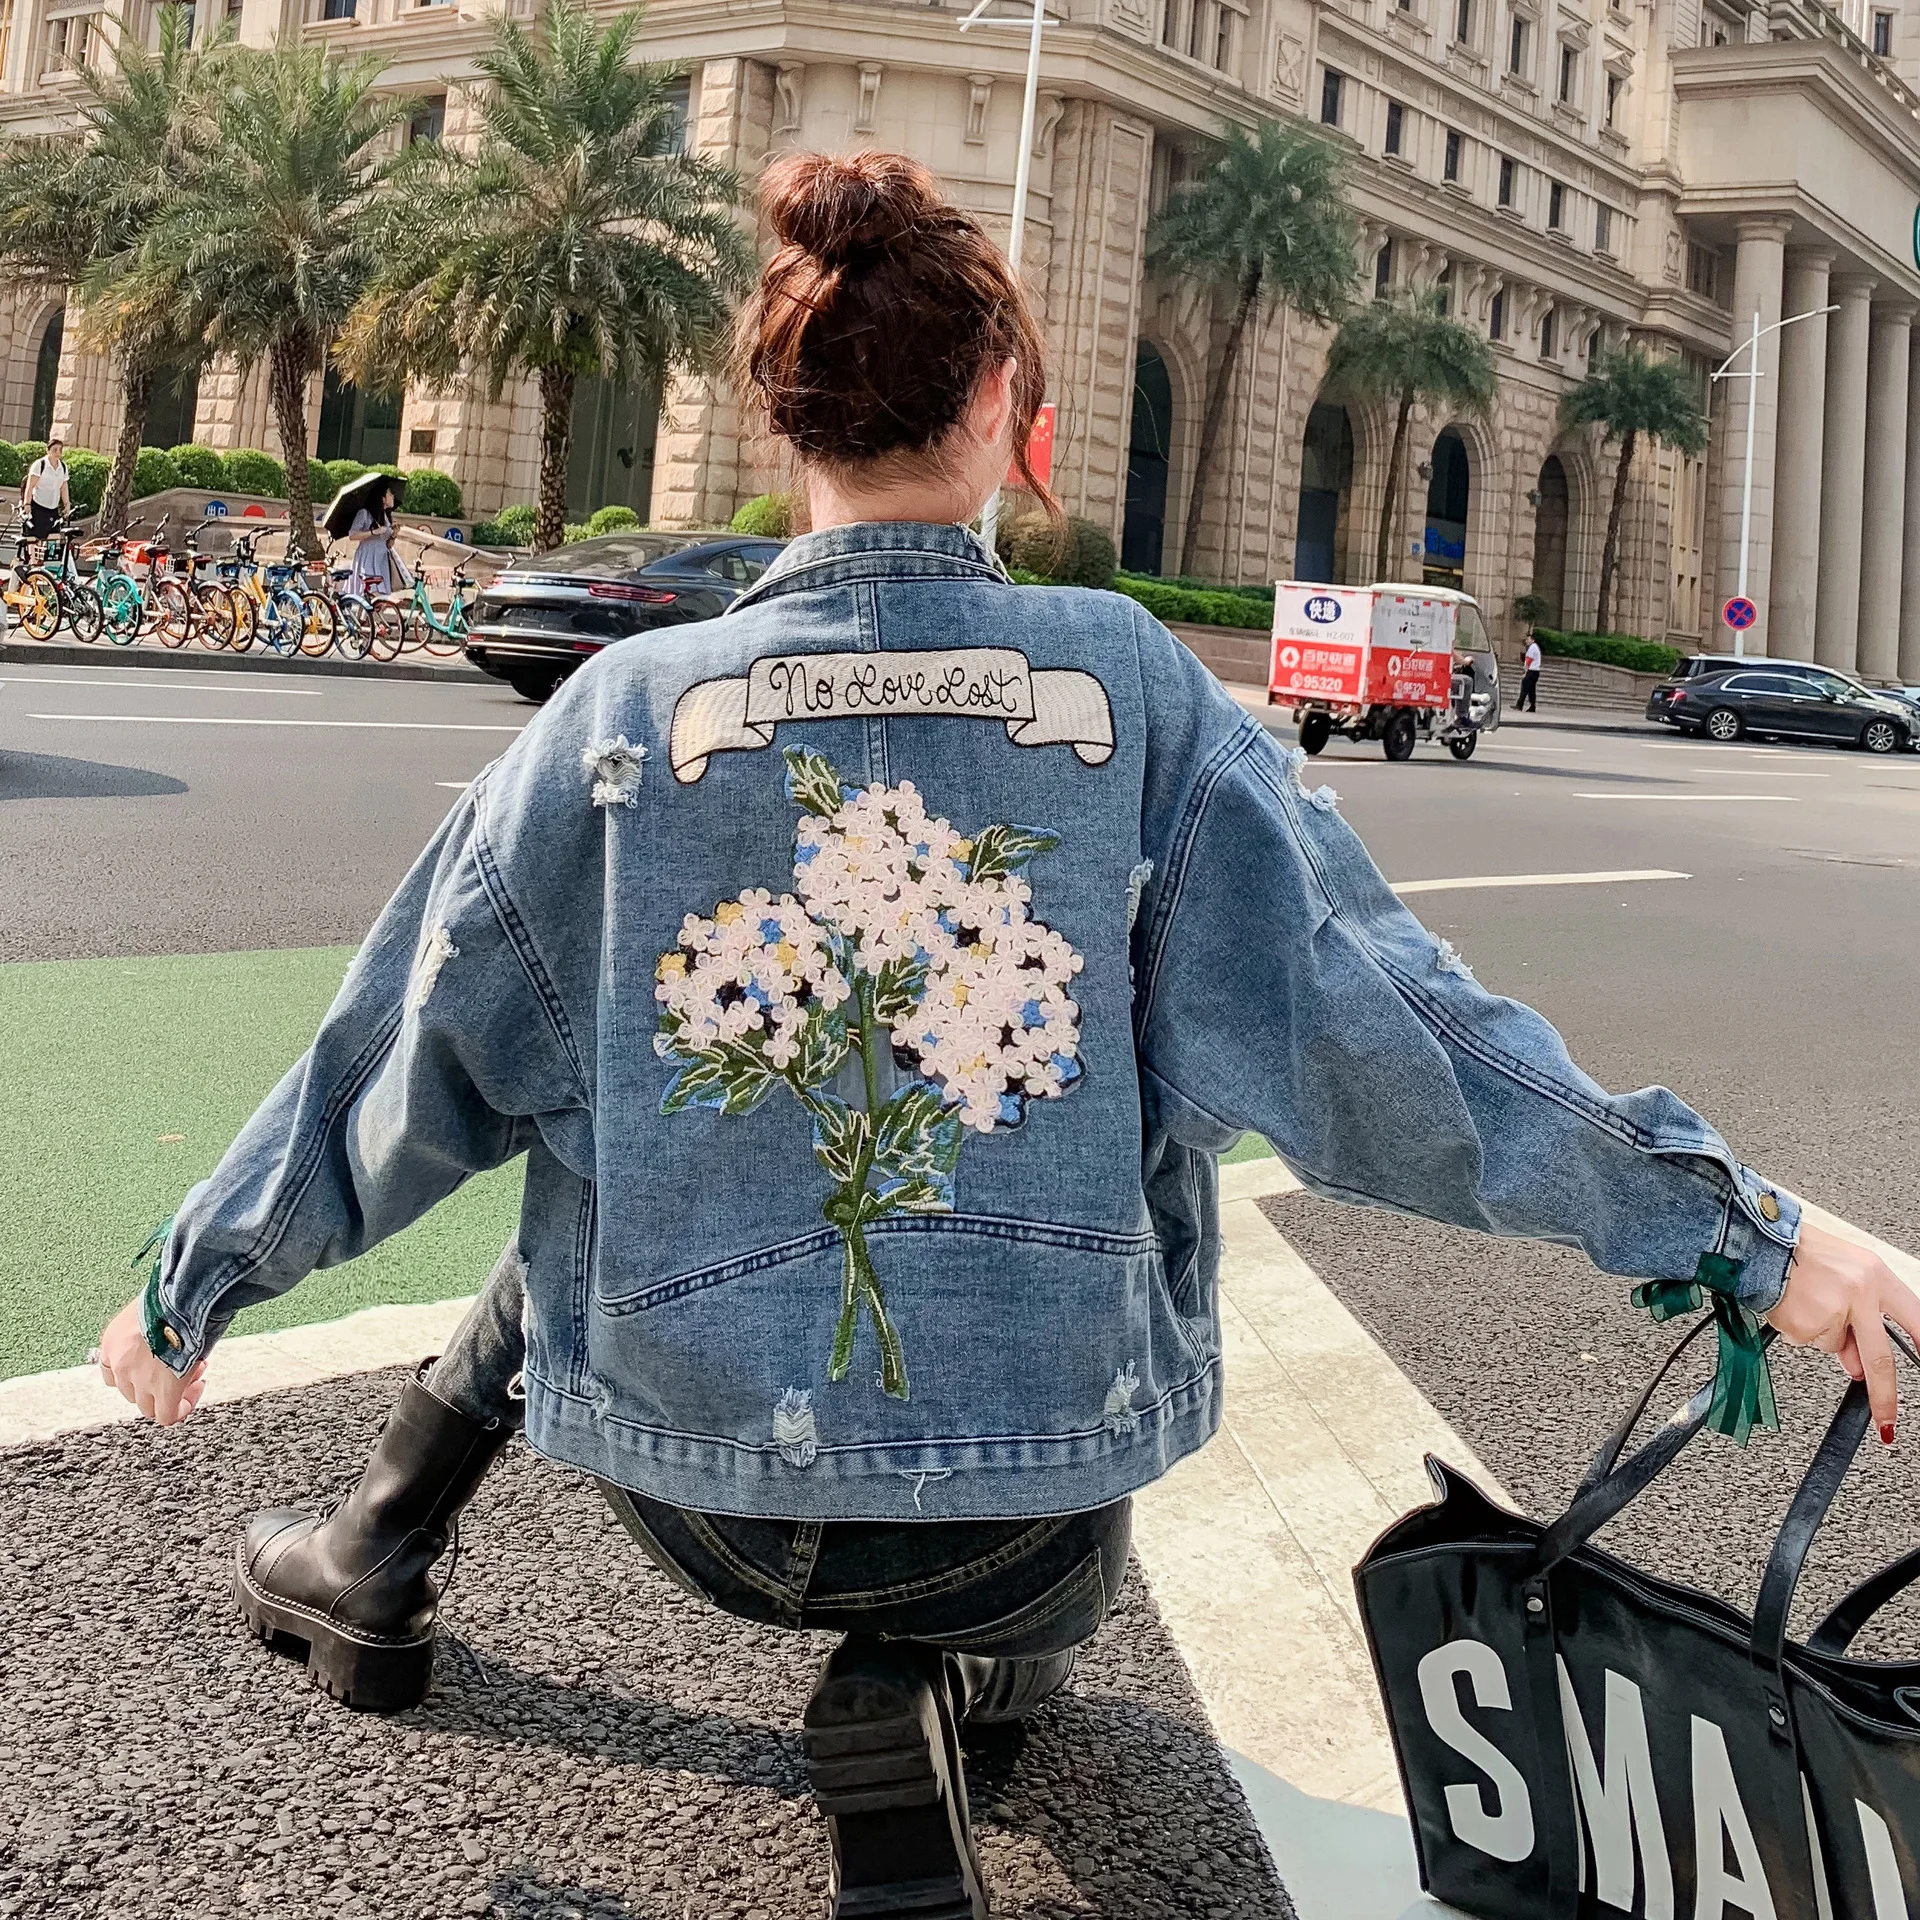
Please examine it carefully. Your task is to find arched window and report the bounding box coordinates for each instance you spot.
[1122,342,1173,575]
[1422,426,1471,588]
[1532,455,1569,627]
[29,310,64,443]
[1295,402,1354,583]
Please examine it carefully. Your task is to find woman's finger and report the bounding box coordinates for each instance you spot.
[1853,1309,1900,1440]
[1839,1328,1865,1382]
[1876,1271,1920,1353]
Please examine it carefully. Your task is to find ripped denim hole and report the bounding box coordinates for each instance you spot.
[1307,784,1340,812]
[773,1387,819,1469]
[505,1369,527,1404]
[1103,1361,1141,1436]
[406,925,459,1012]
[1434,938,1475,980]
[1125,859,1154,932]
[582,735,647,809]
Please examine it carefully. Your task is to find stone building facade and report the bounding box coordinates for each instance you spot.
[7,0,1920,670]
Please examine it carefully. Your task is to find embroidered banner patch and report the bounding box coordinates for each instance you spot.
[668,649,1115,783]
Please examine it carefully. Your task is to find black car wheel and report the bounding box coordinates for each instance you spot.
[1446,734,1477,760]
[505,666,563,704]
[1298,711,1331,756]
[1703,706,1743,742]
[1382,710,1417,762]
[1862,717,1901,755]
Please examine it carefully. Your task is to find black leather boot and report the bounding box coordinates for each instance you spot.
[232,1369,511,1712]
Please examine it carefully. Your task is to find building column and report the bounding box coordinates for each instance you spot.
[1814,273,1877,671]
[1902,328,1920,683]
[1857,304,1913,683]
[1768,250,1831,660]
[1717,217,1790,656]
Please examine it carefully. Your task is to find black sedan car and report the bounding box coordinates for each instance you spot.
[1646,664,1913,751]
[465,533,785,702]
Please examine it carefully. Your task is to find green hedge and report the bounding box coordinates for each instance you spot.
[167,443,225,489]
[587,504,640,536]
[324,458,368,492]
[1534,627,1683,676]
[0,442,27,489]
[995,514,1118,590]
[402,467,462,518]
[130,446,179,498]
[731,492,797,538]
[1133,571,1276,608]
[64,450,109,514]
[1112,575,1272,631]
[222,448,285,497]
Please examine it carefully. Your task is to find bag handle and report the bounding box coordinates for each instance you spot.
[1750,1381,1874,1679]
[1530,1315,1726,1576]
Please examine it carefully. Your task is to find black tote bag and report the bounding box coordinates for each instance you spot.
[1356,1321,1920,1920]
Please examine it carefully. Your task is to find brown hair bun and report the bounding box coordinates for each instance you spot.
[740,150,1054,506]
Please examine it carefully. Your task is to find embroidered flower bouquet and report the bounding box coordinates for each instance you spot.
[653,748,1085,1400]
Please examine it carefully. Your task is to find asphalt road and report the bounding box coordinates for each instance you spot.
[5,654,1919,1624]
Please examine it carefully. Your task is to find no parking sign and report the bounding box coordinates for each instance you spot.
[1722,595,1757,632]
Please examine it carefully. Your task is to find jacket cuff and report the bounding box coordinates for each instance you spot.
[1723,1167,1800,1314]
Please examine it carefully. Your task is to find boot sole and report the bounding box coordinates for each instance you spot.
[233,1549,434,1714]
[804,1662,987,1920]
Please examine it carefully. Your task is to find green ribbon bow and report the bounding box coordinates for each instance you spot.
[1631,1250,1778,1446]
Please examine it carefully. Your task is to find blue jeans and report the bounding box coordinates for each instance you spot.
[427,1245,1131,1659]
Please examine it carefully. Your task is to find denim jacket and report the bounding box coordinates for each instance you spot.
[154,522,1800,1521]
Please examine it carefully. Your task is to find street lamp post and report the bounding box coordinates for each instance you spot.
[1710,302,1837,656]
[959,0,1053,560]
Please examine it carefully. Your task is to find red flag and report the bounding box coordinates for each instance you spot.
[1009,402,1055,489]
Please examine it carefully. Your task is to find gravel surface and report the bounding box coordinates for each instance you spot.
[0,1371,1290,1920]
[1265,1189,1920,1650]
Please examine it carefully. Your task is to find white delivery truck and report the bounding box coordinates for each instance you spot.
[1268,582,1502,760]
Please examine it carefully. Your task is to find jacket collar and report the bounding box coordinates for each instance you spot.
[728,520,1008,614]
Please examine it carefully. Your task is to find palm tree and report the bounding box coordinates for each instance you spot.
[342,0,753,553]
[1559,344,1707,636]
[1324,288,1497,583]
[123,40,408,554]
[1147,119,1358,578]
[0,5,230,534]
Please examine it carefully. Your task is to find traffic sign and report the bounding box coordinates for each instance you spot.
[1722,596,1757,632]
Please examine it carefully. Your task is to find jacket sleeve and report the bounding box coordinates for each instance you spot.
[150,779,590,1368]
[1135,710,1799,1312]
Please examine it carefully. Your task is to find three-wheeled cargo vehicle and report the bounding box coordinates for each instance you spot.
[1268,581,1502,760]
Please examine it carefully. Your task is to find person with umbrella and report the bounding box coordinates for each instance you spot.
[326,470,411,599]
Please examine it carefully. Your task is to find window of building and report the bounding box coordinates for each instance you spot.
[1540,308,1557,356]
[1488,287,1505,339]
[1320,67,1344,125]
[1376,238,1393,294]
[1509,14,1528,74]
[407,97,445,144]
[662,76,690,154]
[1443,127,1461,179]
[1595,203,1612,251]
[1548,180,1564,228]
[1497,154,1516,205]
[1455,0,1471,39]
[1605,71,1622,126]
[1436,264,1452,316]
[1385,101,1405,154]
[320,0,354,17]
[1397,0,1412,12]
[1558,43,1576,100]
[1685,241,1721,302]
[1873,8,1892,52]
[1213,0,1238,68]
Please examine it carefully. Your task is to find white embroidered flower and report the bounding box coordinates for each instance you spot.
[654,889,851,1068]
[582,735,647,808]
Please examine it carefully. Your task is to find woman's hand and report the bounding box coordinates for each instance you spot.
[96,1296,208,1427]
[1766,1221,1920,1441]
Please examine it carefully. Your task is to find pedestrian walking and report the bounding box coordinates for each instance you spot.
[20,437,71,554]
[1518,631,1543,710]
[341,478,411,598]
[97,151,1920,1920]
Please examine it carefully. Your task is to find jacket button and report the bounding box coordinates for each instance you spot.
[1757,1193,1781,1223]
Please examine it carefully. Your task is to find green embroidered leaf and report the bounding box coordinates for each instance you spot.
[661,1040,775,1117]
[871,956,929,1027]
[784,747,847,820]
[810,1097,869,1185]
[881,1178,950,1216]
[871,1083,962,1207]
[790,1008,850,1091]
[966,823,1061,884]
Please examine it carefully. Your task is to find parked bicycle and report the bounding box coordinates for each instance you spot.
[369,561,474,661]
[12,515,104,643]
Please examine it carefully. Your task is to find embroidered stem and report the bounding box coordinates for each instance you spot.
[849,1223,908,1401]
[829,1234,859,1382]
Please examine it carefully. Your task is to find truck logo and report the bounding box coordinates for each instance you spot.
[1303,594,1342,623]
[1278,645,1300,668]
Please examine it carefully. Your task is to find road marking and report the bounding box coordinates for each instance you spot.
[1479,742,1583,754]
[29,713,522,733]
[1,673,323,695]
[435,781,471,790]
[1678,766,1828,777]
[1392,868,1690,895]
[1573,791,1799,802]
